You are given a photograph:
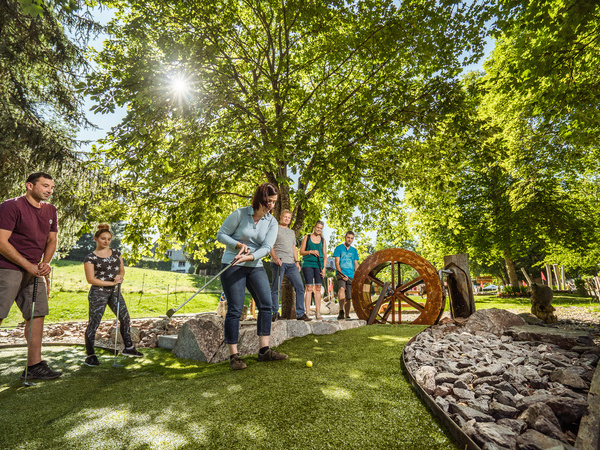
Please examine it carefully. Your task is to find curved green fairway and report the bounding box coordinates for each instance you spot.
[0,325,457,449]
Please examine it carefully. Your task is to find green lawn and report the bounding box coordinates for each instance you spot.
[473,293,600,312]
[0,325,458,450]
[1,260,227,327]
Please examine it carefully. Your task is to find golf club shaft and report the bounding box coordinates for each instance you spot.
[114,283,120,362]
[23,276,38,383]
[169,261,234,316]
[336,270,353,281]
[278,265,282,300]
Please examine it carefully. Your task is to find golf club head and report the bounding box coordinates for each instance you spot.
[112,363,123,368]
[166,308,176,318]
[22,380,35,387]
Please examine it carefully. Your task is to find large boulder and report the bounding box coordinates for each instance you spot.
[173,315,224,362]
[461,309,527,336]
[506,325,595,350]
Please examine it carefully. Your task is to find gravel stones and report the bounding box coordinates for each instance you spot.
[404,308,599,449]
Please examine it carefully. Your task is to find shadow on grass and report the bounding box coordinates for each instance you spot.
[0,325,458,450]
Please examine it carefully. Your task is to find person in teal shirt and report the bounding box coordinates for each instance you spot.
[333,231,359,320]
[300,220,327,320]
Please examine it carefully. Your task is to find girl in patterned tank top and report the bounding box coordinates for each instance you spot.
[82,224,142,366]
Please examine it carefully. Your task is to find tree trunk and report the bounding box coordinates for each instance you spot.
[280,277,297,319]
[503,252,519,288]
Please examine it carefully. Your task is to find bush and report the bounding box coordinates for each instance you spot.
[130,258,172,271]
[500,285,530,298]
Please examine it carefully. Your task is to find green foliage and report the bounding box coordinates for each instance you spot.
[403,71,596,283]
[0,0,104,252]
[86,0,495,258]
[492,0,600,154]
[478,1,600,275]
[0,326,462,449]
[500,285,529,297]
[65,221,126,261]
[130,257,172,272]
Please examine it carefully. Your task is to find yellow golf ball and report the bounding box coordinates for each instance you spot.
[306,360,313,368]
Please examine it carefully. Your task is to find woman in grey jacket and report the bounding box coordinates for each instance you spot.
[216,183,288,370]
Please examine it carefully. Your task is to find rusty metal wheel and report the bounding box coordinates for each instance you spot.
[351,248,444,325]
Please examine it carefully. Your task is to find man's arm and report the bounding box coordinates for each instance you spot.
[0,229,39,275]
[334,256,343,274]
[38,231,57,276]
[293,246,300,270]
[270,248,281,265]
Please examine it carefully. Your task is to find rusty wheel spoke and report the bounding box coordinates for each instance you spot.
[398,276,424,293]
[366,274,385,287]
[398,292,425,312]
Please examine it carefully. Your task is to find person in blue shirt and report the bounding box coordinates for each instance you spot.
[333,231,359,320]
[216,183,288,370]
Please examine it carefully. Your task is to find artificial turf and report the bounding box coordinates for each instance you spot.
[0,324,458,449]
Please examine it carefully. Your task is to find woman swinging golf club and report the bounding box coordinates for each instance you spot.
[82,224,142,366]
[216,183,287,370]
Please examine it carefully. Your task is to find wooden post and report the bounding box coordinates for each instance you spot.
[552,265,561,290]
[520,268,532,286]
[444,253,475,318]
[561,266,566,291]
[545,264,553,288]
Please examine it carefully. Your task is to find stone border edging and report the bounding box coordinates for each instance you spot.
[171,315,367,363]
[401,330,482,450]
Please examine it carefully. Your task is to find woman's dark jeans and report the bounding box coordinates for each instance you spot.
[220,263,272,344]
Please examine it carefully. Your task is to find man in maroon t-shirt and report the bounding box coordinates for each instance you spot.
[0,172,62,380]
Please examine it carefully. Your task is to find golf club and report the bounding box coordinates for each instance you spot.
[166,261,235,318]
[277,264,282,318]
[22,276,38,387]
[112,282,123,368]
[336,269,353,282]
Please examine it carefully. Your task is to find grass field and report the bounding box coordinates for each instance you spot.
[1,260,227,327]
[472,292,600,311]
[0,324,460,450]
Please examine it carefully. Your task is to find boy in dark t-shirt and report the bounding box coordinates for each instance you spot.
[0,172,62,380]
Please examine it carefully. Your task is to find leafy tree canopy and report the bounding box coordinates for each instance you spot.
[87,0,495,260]
[1,0,104,251]
[403,73,594,284]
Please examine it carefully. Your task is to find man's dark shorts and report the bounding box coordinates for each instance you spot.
[0,269,49,319]
[337,274,353,297]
